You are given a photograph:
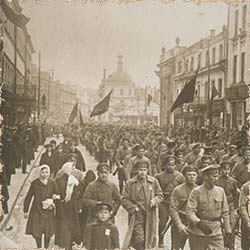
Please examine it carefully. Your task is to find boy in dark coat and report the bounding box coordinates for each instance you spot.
[83,202,120,250]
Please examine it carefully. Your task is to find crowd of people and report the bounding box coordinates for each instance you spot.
[1,121,250,250]
[0,123,49,217]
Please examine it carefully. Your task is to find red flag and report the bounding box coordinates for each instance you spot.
[68,103,78,123]
[90,90,113,118]
[170,71,198,113]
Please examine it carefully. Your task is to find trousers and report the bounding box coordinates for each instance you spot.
[189,233,224,250]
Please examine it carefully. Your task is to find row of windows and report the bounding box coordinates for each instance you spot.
[4,57,14,87]
[177,44,224,74]
[111,88,133,96]
[233,52,245,83]
[177,78,223,100]
[234,5,247,36]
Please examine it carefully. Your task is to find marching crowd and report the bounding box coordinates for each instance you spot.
[1,122,250,250]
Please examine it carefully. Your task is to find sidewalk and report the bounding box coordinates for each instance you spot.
[0,144,45,230]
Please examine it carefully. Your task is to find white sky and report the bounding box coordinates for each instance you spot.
[21,0,228,89]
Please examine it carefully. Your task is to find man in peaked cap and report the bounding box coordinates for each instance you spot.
[122,158,163,250]
[217,161,239,250]
[186,164,231,250]
[155,155,185,247]
[170,165,198,250]
[82,162,121,224]
[127,144,152,179]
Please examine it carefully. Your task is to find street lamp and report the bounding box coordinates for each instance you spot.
[47,69,54,119]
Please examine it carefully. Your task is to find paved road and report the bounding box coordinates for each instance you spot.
[1,140,241,249]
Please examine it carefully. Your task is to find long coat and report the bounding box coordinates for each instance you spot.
[82,178,121,223]
[55,175,82,249]
[23,178,58,238]
[122,175,163,249]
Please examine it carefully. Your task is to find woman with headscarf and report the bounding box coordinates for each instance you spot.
[54,162,82,250]
[23,165,59,249]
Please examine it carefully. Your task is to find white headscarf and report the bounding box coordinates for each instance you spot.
[39,165,50,185]
[61,162,79,202]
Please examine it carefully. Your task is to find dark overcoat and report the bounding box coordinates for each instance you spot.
[54,175,82,249]
[23,178,58,238]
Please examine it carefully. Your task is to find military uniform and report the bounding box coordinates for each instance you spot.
[239,180,250,250]
[115,145,131,193]
[170,182,197,250]
[231,159,250,189]
[82,178,121,223]
[186,183,231,250]
[122,174,163,250]
[155,168,185,245]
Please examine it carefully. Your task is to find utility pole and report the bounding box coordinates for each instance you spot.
[144,85,147,124]
[38,52,41,122]
[207,40,212,126]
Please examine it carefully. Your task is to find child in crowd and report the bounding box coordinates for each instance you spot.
[83,202,120,250]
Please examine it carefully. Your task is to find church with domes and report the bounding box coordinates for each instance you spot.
[97,55,160,124]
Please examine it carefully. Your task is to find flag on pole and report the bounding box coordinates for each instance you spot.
[79,110,84,127]
[147,93,153,106]
[90,90,113,118]
[68,102,78,123]
[211,83,220,100]
[170,71,198,113]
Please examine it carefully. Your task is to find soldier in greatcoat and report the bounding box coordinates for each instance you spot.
[122,159,163,250]
[82,163,121,224]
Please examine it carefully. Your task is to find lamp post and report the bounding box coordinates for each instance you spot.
[47,69,54,119]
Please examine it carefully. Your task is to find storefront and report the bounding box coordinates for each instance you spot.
[225,84,249,129]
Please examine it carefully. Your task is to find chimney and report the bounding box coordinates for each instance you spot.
[210,29,215,38]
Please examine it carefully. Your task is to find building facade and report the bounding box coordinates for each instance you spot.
[226,2,250,129]
[0,0,36,126]
[158,27,227,128]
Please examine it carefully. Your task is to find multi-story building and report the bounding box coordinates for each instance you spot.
[156,39,186,127]
[31,65,77,124]
[226,3,250,129]
[0,0,35,125]
[157,27,227,128]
